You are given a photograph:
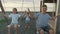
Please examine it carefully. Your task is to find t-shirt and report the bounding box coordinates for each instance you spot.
[8,13,21,23]
[25,14,30,22]
[36,13,51,27]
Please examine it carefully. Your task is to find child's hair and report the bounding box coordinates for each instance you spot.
[42,4,47,10]
[13,8,17,11]
[13,8,18,13]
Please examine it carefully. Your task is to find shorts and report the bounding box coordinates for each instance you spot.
[25,20,30,23]
[8,23,18,28]
[11,23,18,25]
[25,20,31,26]
[37,25,52,32]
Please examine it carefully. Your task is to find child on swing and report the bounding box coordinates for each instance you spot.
[24,8,34,29]
[3,8,21,34]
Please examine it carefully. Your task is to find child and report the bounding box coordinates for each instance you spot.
[24,8,33,29]
[4,8,21,34]
[36,5,59,34]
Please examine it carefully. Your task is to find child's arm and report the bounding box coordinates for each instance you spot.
[27,8,35,19]
[2,13,8,18]
[50,14,60,20]
[29,13,35,19]
[22,10,27,18]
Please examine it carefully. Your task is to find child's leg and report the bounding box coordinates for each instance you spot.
[46,26,54,34]
[25,23,30,28]
[39,29,44,34]
[49,29,54,34]
[8,24,12,34]
[14,24,18,34]
[27,23,30,29]
[25,24,27,28]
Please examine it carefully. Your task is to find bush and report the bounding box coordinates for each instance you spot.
[0,17,6,24]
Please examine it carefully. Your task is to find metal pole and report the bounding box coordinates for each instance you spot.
[55,0,60,34]
[0,0,5,14]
